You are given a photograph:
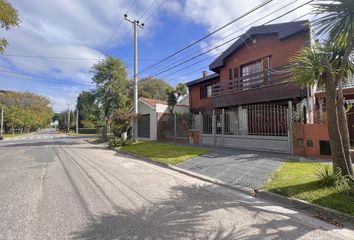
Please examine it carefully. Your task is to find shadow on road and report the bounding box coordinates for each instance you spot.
[70,183,335,240]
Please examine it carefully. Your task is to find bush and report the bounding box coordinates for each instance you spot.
[314,165,350,190]
[0,135,3,140]
[108,137,132,148]
[78,128,97,134]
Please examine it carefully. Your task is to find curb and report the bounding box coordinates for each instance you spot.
[169,165,255,196]
[256,190,354,226]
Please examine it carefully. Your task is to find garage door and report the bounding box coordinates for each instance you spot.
[138,114,150,138]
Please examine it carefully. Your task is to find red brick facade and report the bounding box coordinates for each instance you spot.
[188,29,309,112]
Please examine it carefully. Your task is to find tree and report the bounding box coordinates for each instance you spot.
[138,78,172,101]
[0,0,20,53]
[291,42,354,177]
[166,83,187,114]
[76,91,101,128]
[91,56,130,131]
[311,0,354,177]
[0,91,53,133]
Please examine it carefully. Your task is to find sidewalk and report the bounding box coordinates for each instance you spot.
[176,146,288,189]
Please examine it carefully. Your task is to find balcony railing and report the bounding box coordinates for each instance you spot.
[213,65,292,97]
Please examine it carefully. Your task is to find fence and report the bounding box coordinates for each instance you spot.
[157,112,194,143]
[198,102,292,153]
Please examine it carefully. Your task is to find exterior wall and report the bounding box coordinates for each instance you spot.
[293,123,331,159]
[188,32,308,112]
[200,134,289,153]
[219,33,307,83]
[136,101,157,140]
[189,78,219,112]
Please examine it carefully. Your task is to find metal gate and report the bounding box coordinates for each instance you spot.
[138,114,150,138]
[199,103,292,153]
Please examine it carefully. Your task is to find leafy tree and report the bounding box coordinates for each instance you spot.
[166,83,187,114]
[138,78,172,101]
[91,56,130,131]
[292,42,354,178]
[0,91,53,134]
[0,0,20,53]
[76,91,101,128]
[311,0,354,177]
[55,110,75,132]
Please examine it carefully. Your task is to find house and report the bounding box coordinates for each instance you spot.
[134,97,189,140]
[186,20,312,153]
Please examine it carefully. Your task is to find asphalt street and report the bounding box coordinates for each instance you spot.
[0,130,353,240]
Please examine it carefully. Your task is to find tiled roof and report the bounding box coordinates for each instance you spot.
[140,97,167,108]
[186,73,220,87]
[209,20,310,72]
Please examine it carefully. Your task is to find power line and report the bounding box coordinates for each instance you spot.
[142,0,313,80]
[140,0,160,21]
[163,12,311,84]
[143,0,166,23]
[0,69,94,87]
[0,54,160,62]
[147,0,299,77]
[104,0,139,52]
[138,0,275,74]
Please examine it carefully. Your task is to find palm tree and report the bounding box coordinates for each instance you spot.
[312,0,354,176]
[291,42,354,177]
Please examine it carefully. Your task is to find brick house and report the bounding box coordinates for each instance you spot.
[186,21,313,153]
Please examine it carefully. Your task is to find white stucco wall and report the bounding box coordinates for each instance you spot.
[134,101,157,140]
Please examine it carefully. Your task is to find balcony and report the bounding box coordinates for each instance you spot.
[212,65,306,108]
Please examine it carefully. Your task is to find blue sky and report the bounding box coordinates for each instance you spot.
[0,0,312,111]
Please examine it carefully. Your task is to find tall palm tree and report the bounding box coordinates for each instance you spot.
[313,0,354,176]
[291,43,354,177]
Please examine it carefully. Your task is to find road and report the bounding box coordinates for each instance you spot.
[0,130,353,240]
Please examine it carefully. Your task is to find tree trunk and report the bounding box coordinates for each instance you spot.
[324,79,350,175]
[337,78,353,177]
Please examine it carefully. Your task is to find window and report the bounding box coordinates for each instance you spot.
[200,84,213,99]
[241,56,271,89]
[228,68,239,80]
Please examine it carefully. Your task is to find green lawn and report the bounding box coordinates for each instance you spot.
[66,132,98,137]
[121,141,208,165]
[263,162,354,216]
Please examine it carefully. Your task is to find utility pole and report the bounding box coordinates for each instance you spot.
[124,14,144,141]
[67,104,71,132]
[1,106,3,136]
[76,108,79,134]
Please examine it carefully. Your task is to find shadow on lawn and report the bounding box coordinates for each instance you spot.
[70,183,336,239]
[267,181,354,217]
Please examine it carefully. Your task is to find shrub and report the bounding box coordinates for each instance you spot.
[108,137,132,148]
[314,165,350,190]
[0,135,3,140]
[78,128,97,134]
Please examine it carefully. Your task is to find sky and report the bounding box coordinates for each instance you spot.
[0,0,313,111]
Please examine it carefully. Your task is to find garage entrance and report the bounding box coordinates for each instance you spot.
[138,114,150,138]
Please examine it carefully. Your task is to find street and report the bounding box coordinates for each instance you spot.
[0,130,353,240]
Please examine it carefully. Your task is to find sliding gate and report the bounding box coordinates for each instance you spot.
[200,103,292,153]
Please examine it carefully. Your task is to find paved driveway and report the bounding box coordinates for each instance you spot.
[177,147,288,189]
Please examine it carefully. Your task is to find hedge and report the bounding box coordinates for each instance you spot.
[78,128,98,134]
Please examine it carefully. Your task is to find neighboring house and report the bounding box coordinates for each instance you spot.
[133,97,189,140]
[186,20,312,153]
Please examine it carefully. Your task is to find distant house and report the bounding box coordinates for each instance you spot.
[186,20,312,153]
[132,97,189,140]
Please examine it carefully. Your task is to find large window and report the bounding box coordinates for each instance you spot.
[200,84,213,99]
[241,56,271,89]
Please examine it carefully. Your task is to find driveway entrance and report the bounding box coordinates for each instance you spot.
[177,147,287,189]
